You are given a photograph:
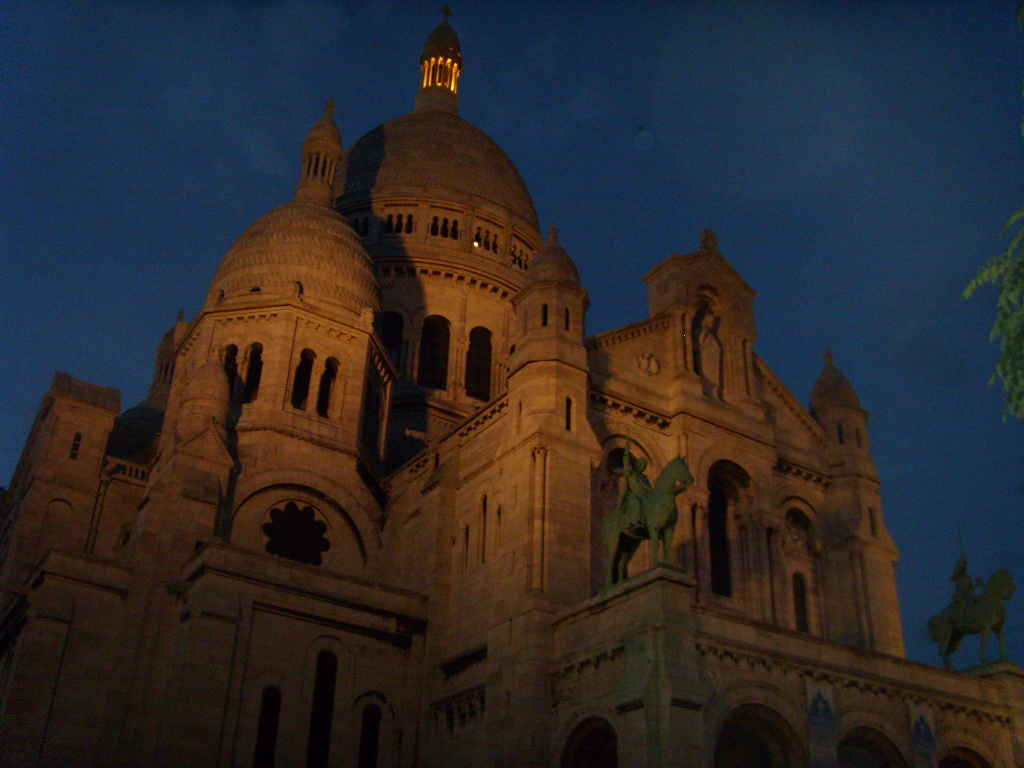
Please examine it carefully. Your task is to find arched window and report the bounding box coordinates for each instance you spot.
[357,704,382,768]
[224,345,239,394]
[404,214,414,233]
[792,573,809,632]
[395,213,403,232]
[417,316,450,389]
[707,460,749,598]
[379,311,404,367]
[430,216,439,236]
[384,214,393,234]
[708,486,731,596]
[465,327,492,401]
[441,218,449,237]
[244,343,264,403]
[291,349,315,410]
[360,374,384,460]
[450,219,459,239]
[316,358,339,418]
[253,686,281,768]
[306,650,337,768]
[70,432,82,460]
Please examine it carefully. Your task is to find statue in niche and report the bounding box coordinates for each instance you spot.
[927,553,1015,669]
[691,299,725,399]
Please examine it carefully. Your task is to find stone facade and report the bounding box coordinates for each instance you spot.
[1,16,1022,768]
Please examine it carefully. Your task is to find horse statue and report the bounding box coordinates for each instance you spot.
[927,561,1015,670]
[603,446,694,586]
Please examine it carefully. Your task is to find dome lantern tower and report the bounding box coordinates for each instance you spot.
[415,6,462,114]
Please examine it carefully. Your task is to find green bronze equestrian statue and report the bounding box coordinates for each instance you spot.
[604,441,694,586]
[927,554,1015,670]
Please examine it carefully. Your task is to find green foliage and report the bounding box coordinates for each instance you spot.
[962,4,1024,419]
[964,206,1024,418]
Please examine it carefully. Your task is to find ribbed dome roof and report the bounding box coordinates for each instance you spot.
[210,199,379,314]
[107,404,164,462]
[340,109,540,232]
[810,351,861,414]
[522,226,580,287]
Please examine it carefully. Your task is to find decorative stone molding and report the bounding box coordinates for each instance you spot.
[774,458,829,487]
[589,391,670,429]
[457,396,508,438]
[695,637,1012,726]
[377,264,516,300]
[551,645,625,708]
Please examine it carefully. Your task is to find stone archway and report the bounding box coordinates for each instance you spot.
[838,726,908,768]
[714,703,805,768]
[561,717,617,768]
[939,747,992,768]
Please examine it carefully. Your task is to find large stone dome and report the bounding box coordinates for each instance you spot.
[209,198,379,315]
[339,109,540,232]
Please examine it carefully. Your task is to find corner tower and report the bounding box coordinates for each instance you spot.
[811,351,903,655]
[337,11,544,467]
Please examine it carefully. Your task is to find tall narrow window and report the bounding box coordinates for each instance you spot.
[384,214,393,234]
[564,307,570,330]
[70,432,82,460]
[868,507,878,537]
[360,374,384,460]
[404,214,414,233]
[480,495,488,564]
[417,315,450,389]
[306,651,337,768]
[395,213,404,232]
[224,345,239,395]
[541,304,549,327]
[244,343,264,403]
[291,349,315,410]
[379,311,404,366]
[837,423,845,444]
[450,220,459,239]
[708,486,732,597]
[316,358,338,418]
[430,216,439,236]
[357,704,382,768]
[565,397,573,431]
[465,327,492,401]
[793,573,809,632]
[253,686,282,768]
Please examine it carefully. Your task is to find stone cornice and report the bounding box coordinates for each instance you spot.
[589,390,670,429]
[586,316,672,351]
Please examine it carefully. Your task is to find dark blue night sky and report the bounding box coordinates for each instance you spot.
[2,1,1022,667]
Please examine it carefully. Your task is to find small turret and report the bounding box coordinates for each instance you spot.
[510,226,588,374]
[810,350,874,475]
[415,7,462,114]
[296,100,344,204]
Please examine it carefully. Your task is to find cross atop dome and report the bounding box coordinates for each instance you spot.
[440,4,453,20]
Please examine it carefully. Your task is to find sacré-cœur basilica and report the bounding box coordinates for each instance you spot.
[1,12,1021,768]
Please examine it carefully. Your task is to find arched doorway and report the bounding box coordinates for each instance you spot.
[561,717,617,768]
[713,704,805,768]
[838,726,908,768]
[939,747,992,768]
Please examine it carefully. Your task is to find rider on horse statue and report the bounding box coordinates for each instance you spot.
[950,555,984,627]
[616,442,652,536]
